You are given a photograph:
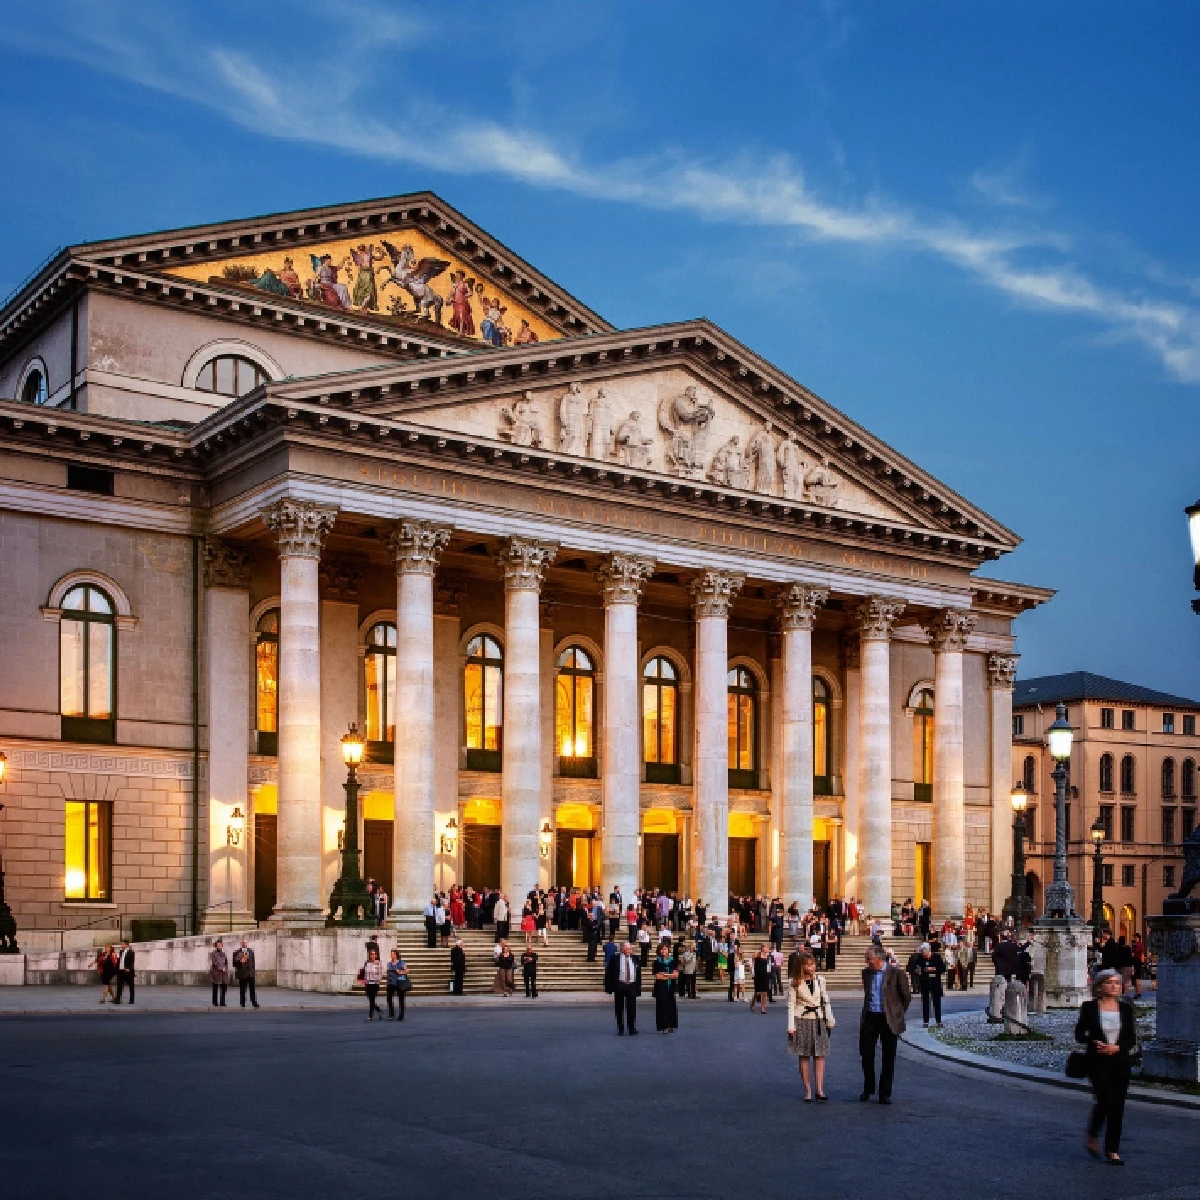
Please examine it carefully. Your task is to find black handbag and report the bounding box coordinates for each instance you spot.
[1065,1051,1088,1079]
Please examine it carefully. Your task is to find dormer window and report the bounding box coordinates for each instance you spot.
[21,365,48,405]
[195,355,268,398]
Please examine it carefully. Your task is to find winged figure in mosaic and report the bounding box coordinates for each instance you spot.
[378,241,450,323]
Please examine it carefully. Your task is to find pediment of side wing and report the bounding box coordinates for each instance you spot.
[378,364,921,524]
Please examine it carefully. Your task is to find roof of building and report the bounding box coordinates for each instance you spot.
[1013,671,1200,711]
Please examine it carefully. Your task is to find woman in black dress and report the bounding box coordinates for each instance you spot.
[751,943,772,1014]
[652,947,679,1033]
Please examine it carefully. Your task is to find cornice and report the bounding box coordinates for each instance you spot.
[971,577,1056,614]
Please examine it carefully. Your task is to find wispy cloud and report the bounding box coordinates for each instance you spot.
[6,0,1200,383]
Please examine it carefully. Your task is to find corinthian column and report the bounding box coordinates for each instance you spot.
[597,553,656,905]
[263,499,337,926]
[927,609,976,920]
[691,569,744,918]
[855,595,905,921]
[389,521,451,926]
[988,653,1019,915]
[776,584,828,909]
[496,537,557,904]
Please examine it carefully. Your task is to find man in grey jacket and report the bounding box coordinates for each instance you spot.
[233,938,259,1009]
[859,945,911,1104]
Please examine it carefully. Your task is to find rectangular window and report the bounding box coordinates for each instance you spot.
[1101,864,1113,887]
[1164,865,1176,889]
[1121,864,1135,887]
[66,464,115,496]
[1120,806,1136,843]
[1163,713,1176,734]
[1025,805,1037,844]
[1121,710,1135,731]
[1163,808,1176,844]
[64,800,112,901]
[1184,715,1196,736]
[1100,707,1114,730]
[1012,714,1024,736]
[1184,808,1196,840]
[1098,804,1114,840]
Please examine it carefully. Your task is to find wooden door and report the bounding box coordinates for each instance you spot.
[813,840,830,909]
[253,814,277,922]
[462,824,501,890]
[364,819,394,898]
[728,836,757,897]
[642,833,679,892]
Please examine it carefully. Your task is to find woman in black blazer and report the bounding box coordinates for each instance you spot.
[1074,968,1137,1165]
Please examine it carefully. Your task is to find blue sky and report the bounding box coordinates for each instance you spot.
[3,1,1198,696]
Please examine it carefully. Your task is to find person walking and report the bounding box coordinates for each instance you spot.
[362,947,383,1021]
[232,937,259,1008]
[823,923,839,972]
[209,940,229,1008]
[450,938,467,995]
[96,945,117,1004]
[955,940,972,991]
[385,948,409,1020]
[114,939,135,1005]
[678,942,697,999]
[788,952,836,1101]
[858,944,911,1104]
[604,941,642,1035]
[752,944,772,1014]
[521,946,539,997]
[1076,968,1135,1165]
[652,944,679,1033]
[917,942,945,1027]
[492,940,515,996]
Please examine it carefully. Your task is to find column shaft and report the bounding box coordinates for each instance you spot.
[988,654,1019,915]
[842,635,861,904]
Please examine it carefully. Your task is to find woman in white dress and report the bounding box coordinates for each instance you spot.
[787,952,836,1101]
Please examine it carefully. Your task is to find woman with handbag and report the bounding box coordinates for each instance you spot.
[787,952,835,1102]
[385,948,409,1021]
[97,945,117,1004]
[362,947,384,1021]
[1074,968,1136,1165]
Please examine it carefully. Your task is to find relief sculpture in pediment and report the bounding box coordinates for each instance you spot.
[499,391,545,447]
[658,384,715,479]
[777,432,805,501]
[708,436,750,489]
[558,382,588,455]
[804,457,840,507]
[746,421,778,495]
[613,410,655,469]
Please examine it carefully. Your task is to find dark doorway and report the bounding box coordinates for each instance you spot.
[462,824,502,891]
[253,813,277,922]
[642,833,679,892]
[364,819,394,898]
[813,840,830,909]
[554,830,598,889]
[728,836,757,897]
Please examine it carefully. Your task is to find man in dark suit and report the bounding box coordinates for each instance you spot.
[115,939,136,1005]
[917,901,931,943]
[584,911,599,962]
[604,941,641,1035]
[859,945,911,1104]
[450,939,467,995]
[992,931,1021,980]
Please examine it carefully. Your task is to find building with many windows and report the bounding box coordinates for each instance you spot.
[1012,672,1198,939]
[0,194,1052,939]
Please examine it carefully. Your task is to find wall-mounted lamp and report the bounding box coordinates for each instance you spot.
[539,819,552,859]
[226,806,245,848]
[0,750,8,787]
[441,817,458,856]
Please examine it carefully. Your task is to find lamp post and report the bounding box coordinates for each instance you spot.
[327,724,373,926]
[0,750,17,953]
[1187,500,1200,614]
[1089,816,1107,945]
[1003,781,1034,926]
[1042,703,1077,918]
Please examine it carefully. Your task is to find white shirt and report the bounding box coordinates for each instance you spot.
[619,955,635,984]
[1100,1008,1121,1045]
[494,899,508,921]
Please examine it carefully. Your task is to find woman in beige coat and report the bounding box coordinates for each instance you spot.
[787,952,836,1101]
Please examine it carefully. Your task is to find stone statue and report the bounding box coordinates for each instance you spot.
[745,421,777,495]
[498,391,544,448]
[777,432,805,501]
[987,974,1006,1023]
[558,382,588,456]
[657,384,714,478]
[1166,825,1200,911]
[708,435,749,489]
[804,456,840,507]
[1003,979,1029,1036]
[587,387,612,461]
[613,409,654,469]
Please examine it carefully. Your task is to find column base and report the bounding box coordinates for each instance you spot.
[1145,913,1200,1082]
[1030,917,1091,1007]
[267,905,328,930]
[200,907,256,934]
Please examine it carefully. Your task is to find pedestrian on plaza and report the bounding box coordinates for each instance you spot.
[1116,936,1135,997]
[96,944,117,1004]
[436,897,450,947]
[788,951,835,1102]
[604,940,642,1035]
[955,940,972,991]
[362,947,383,1021]
[386,948,409,1020]
[521,945,539,997]
[233,937,259,1008]
[1130,934,1146,997]
[209,939,229,1008]
[450,938,467,995]
[992,931,1020,980]
[823,923,839,972]
[1076,968,1135,1166]
[858,944,911,1104]
[637,921,651,966]
[374,886,389,928]
[752,944,772,1014]
[493,893,510,942]
[492,940,515,996]
[917,942,944,1027]
[537,898,550,946]
[424,896,438,948]
[114,939,136,1005]
[652,943,679,1033]
[585,911,600,962]
[521,905,536,949]
[678,942,697,998]
[770,945,784,999]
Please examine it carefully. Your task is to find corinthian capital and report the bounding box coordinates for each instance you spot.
[495,537,558,591]
[926,609,977,653]
[388,521,451,576]
[596,553,656,605]
[690,569,745,619]
[202,537,251,589]
[854,595,905,642]
[987,652,1019,691]
[263,500,337,559]
[776,584,829,632]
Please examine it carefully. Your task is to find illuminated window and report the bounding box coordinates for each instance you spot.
[727,666,758,789]
[1100,753,1114,793]
[255,609,279,755]
[465,634,503,771]
[194,355,268,399]
[913,687,934,802]
[643,656,679,784]
[555,646,596,777]
[364,622,397,761]
[60,584,115,744]
[813,677,831,795]
[64,799,111,901]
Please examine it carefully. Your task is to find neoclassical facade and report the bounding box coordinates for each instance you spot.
[0,194,1051,936]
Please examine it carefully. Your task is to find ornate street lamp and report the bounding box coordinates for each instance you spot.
[327,724,373,926]
[1042,703,1077,918]
[1003,781,1034,925]
[1187,500,1200,614]
[1090,816,1107,943]
[0,751,18,954]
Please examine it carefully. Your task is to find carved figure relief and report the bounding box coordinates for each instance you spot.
[613,410,654,469]
[558,382,588,456]
[708,436,749,489]
[777,432,805,501]
[588,387,613,461]
[498,391,544,448]
[746,421,777,495]
[804,457,840,507]
[658,384,714,478]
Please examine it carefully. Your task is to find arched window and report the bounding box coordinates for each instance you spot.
[1183,758,1196,800]
[813,677,831,795]
[1023,754,1036,793]
[913,687,934,802]
[364,622,397,760]
[255,609,279,755]
[1099,753,1114,793]
[21,366,48,406]
[727,666,758,789]
[464,634,503,771]
[1120,754,1136,795]
[643,656,680,784]
[194,355,269,398]
[60,584,115,743]
[555,646,596,777]
[1162,757,1176,798]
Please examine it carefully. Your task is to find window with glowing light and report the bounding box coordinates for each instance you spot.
[464,634,503,771]
[643,656,679,784]
[364,622,397,761]
[64,799,111,901]
[727,665,758,789]
[813,677,832,795]
[255,610,279,755]
[913,687,934,802]
[555,646,596,777]
[60,584,115,744]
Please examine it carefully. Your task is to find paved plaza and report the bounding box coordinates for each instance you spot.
[2,994,1198,1200]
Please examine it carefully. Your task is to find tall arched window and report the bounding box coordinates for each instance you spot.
[555,646,596,777]
[22,366,48,406]
[727,666,758,789]
[1023,754,1037,793]
[1183,758,1196,800]
[195,355,269,398]
[464,634,503,771]
[1099,753,1114,793]
[255,609,279,755]
[813,677,831,795]
[1162,757,1176,798]
[1120,754,1136,795]
[913,687,934,802]
[643,656,680,784]
[364,622,397,760]
[60,584,115,744]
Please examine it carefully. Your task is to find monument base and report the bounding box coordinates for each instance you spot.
[276,927,382,992]
[1030,917,1091,1008]
[1142,913,1200,1083]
